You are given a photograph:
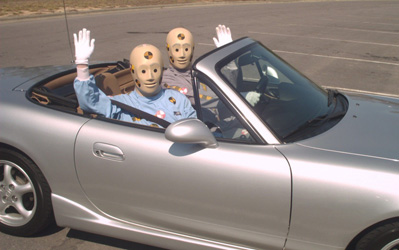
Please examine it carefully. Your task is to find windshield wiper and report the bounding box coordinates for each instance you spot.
[282,108,346,140]
[308,110,346,124]
[282,89,348,141]
[327,89,339,107]
[282,117,325,140]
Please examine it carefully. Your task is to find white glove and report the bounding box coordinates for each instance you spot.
[244,91,261,106]
[73,28,95,65]
[213,24,233,48]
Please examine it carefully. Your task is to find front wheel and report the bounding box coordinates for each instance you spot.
[355,221,399,250]
[0,148,54,236]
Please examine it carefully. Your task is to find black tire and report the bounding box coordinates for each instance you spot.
[0,148,54,236]
[355,221,399,250]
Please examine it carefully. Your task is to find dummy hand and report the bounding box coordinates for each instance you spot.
[73,28,95,65]
[244,91,261,106]
[213,24,233,48]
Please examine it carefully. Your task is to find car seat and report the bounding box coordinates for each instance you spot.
[95,72,122,96]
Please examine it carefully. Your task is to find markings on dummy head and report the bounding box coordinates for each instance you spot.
[144,51,153,60]
[169,56,174,63]
[166,44,170,51]
[131,64,135,73]
[169,97,176,104]
[135,79,141,87]
[177,33,185,40]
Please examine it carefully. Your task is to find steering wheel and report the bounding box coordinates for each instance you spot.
[256,75,269,94]
[256,75,279,101]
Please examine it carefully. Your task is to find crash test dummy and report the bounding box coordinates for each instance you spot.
[162,25,233,105]
[162,27,196,104]
[73,28,196,127]
[162,25,259,106]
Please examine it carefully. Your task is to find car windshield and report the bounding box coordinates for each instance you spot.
[218,42,347,142]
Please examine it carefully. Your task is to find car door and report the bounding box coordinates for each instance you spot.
[74,91,291,249]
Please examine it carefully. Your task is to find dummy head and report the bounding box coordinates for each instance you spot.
[166,27,194,70]
[130,44,163,97]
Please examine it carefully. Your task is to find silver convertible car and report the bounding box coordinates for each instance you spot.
[1,37,398,250]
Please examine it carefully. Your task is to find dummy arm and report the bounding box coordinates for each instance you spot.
[213,24,233,48]
[73,28,95,80]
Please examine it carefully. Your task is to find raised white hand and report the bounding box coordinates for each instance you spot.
[213,24,233,48]
[73,28,95,65]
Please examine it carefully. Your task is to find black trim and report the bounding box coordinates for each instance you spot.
[192,72,203,120]
[32,87,78,108]
[192,37,250,69]
[110,99,171,128]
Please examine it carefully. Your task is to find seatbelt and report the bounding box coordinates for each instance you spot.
[110,99,171,128]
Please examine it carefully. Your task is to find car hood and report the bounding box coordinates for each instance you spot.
[298,92,399,161]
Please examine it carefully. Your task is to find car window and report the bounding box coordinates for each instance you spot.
[194,76,255,143]
[241,60,261,83]
[218,43,332,142]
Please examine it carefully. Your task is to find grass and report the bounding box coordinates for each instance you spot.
[0,0,340,17]
[0,0,270,17]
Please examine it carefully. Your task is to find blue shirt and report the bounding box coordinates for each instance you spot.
[74,75,197,127]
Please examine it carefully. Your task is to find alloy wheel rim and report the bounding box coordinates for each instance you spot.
[0,160,37,227]
[382,239,399,250]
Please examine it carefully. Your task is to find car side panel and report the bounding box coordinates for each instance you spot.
[0,89,92,213]
[278,144,399,250]
[74,119,292,249]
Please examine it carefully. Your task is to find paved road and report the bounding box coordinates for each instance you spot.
[1,1,398,249]
[1,0,399,96]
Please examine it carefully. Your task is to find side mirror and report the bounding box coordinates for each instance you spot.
[165,118,219,148]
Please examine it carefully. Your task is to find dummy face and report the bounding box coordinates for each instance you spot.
[130,44,164,97]
[166,27,194,70]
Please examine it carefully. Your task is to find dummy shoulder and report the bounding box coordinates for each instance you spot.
[164,88,186,97]
[163,88,191,104]
[74,75,97,90]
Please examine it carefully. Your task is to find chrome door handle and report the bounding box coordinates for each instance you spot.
[93,143,125,161]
